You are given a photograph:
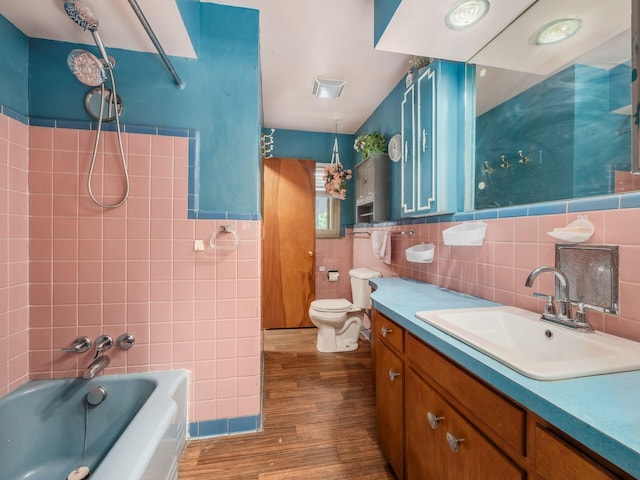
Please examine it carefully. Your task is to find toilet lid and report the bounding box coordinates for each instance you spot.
[311,298,352,312]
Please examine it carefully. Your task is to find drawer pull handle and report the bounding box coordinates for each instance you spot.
[446,432,464,453]
[388,369,401,382]
[427,411,444,430]
[381,326,392,337]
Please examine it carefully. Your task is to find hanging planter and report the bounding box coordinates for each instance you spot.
[324,137,352,200]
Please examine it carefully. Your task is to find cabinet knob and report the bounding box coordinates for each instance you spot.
[388,368,401,382]
[427,411,444,430]
[380,326,392,337]
[361,179,367,184]
[446,432,465,453]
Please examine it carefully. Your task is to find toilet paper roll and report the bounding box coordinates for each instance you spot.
[327,270,340,282]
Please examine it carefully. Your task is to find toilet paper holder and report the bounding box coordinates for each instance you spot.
[327,270,340,282]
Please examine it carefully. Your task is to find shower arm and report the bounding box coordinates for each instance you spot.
[126,0,185,89]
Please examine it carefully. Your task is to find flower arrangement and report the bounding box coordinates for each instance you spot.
[353,132,387,158]
[324,161,352,200]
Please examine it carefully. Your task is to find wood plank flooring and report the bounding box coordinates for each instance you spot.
[178,328,395,479]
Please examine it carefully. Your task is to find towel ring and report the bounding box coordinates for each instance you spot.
[209,225,239,251]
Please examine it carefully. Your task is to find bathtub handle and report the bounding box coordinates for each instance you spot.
[117,333,136,350]
[94,335,114,359]
[61,336,92,353]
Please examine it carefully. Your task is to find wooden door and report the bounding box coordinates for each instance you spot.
[262,158,315,329]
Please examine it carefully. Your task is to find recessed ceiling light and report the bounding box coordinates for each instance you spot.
[445,0,490,31]
[535,18,583,46]
[312,78,346,99]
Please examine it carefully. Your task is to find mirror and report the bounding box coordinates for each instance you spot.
[470,0,632,210]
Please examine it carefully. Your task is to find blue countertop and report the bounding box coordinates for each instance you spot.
[370,277,640,478]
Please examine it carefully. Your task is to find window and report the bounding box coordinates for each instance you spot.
[315,163,341,238]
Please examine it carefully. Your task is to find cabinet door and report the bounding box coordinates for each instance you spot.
[416,67,436,213]
[401,84,416,216]
[406,368,524,480]
[535,426,621,479]
[376,341,404,479]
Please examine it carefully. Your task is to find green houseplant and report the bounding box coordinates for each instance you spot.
[354,132,387,159]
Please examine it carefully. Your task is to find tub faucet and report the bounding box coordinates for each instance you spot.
[83,355,111,379]
[524,266,593,332]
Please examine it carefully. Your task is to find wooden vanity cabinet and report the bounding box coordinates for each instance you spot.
[372,310,634,479]
[405,366,524,479]
[374,313,404,479]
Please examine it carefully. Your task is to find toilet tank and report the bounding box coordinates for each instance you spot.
[349,268,381,309]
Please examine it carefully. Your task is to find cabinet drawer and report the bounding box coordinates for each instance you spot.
[535,426,621,479]
[406,368,524,480]
[406,334,525,457]
[376,313,404,353]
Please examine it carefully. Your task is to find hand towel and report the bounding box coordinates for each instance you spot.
[371,231,385,259]
[382,231,392,265]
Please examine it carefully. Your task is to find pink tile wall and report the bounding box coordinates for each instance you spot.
[315,237,353,300]
[27,125,261,423]
[0,113,30,395]
[352,213,640,343]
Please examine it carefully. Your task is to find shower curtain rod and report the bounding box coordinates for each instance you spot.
[127,0,186,89]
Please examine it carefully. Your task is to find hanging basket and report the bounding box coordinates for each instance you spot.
[323,137,352,200]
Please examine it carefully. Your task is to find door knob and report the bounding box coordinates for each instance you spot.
[307,251,314,257]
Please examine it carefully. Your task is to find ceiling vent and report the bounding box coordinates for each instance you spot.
[312,77,346,99]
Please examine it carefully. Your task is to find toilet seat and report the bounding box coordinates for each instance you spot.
[310,299,359,313]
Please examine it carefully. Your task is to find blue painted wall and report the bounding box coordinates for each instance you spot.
[475,63,631,209]
[266,128,357,225]
[374,0,402,47]
[356,80,405,219]
[0,15,29,115]
[19,3,261,218]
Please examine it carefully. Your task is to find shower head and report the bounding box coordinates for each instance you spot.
[64,1,113,70]
[67,49,106,87]
[64,1,99,32]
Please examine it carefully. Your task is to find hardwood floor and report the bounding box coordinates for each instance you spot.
[178,328,395,479]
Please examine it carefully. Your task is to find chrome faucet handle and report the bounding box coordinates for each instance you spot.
[533,293,556,317]
[572,302,594,332]
[61,336,91,353]
[116,333,135,350]
[94,335,113,359]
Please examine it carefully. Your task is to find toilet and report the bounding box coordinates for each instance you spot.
[309,267,381,353]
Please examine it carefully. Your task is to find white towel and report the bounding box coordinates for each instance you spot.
[381,231,391,265]
[371,231,392,264]
[371,231,385,259]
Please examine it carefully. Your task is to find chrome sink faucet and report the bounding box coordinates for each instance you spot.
[524,266,593,332]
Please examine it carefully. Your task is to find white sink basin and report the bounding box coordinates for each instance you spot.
[415,306,640,380]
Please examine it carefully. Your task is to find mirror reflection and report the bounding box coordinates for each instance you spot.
[471,0,632,210]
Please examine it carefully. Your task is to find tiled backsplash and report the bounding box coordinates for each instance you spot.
[352,209,640,342]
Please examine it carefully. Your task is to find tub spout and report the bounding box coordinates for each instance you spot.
[83,355,110,379]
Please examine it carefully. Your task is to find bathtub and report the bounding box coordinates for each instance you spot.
[0,370,187,480]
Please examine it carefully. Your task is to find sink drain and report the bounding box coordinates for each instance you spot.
[544,330,554,339]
